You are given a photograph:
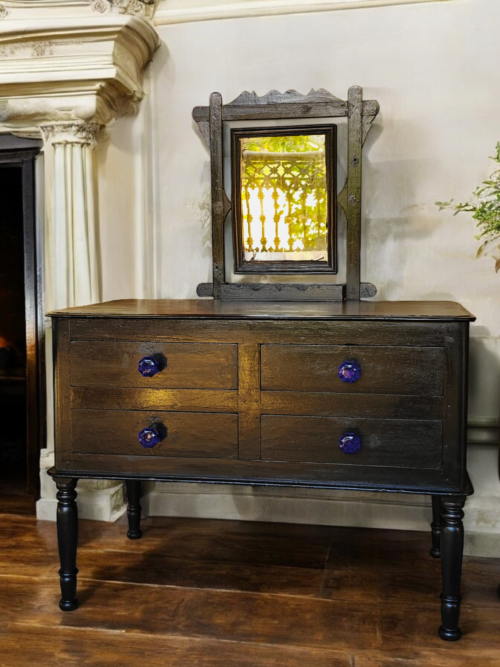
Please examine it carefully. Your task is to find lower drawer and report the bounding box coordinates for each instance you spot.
[261,415,442,469]
[71,410,238,459]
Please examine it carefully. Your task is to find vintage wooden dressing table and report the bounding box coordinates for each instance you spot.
[49,87,475,641]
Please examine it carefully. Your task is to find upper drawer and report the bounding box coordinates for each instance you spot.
[261,344,444,395]
[70,342,238,389]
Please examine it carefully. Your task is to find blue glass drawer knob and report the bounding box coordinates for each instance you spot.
[138,355,161,378]
[339,432,361,455]
[138,426,164,449]
[338,360,361,383]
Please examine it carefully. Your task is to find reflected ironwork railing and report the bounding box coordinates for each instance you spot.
[241,150,328,262]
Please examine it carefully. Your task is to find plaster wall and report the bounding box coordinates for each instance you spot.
[139,0,500,552]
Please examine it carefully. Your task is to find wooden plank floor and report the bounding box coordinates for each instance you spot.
[0,480,36,516]
[1,512,500,666]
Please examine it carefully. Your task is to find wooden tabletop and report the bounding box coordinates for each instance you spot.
[48,299,475,322]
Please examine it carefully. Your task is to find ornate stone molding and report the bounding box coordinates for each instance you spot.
[154,0,448,25]
[0,16,160,131]
[0,0,159,20]
[91,0,156,19]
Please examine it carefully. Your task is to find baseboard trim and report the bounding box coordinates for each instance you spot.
[142,486,432,531]
[36,483,127,522]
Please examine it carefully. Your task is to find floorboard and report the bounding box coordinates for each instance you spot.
[0,513,499,666]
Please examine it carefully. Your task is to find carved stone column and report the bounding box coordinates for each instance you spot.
[37,120,128,521]
[40,122,101,311]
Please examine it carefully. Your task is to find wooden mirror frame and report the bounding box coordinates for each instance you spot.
[193,86,379,302]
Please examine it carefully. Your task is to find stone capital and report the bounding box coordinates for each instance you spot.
[40,121,101,147]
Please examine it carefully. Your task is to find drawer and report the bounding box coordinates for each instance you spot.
[71,410,238,459]
[70,342,238,389]
[261,345,444,395]
[261,415,442,469]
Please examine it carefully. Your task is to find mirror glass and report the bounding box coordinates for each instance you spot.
[232,126,336,274]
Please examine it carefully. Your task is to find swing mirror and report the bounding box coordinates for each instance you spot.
[231,125,337,274]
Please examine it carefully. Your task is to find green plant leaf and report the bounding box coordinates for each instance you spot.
[476,240,490,258]
[437,142,500,272]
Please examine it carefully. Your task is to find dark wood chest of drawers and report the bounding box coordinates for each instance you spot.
[49,298,475,640]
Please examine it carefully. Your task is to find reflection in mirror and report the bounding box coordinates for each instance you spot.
[232,126,336,274]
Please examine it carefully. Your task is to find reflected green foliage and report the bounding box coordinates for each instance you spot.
[243,135,323,154]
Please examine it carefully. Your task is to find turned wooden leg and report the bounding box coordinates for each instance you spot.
[430,495,442,558]
[126,480,142,540]
[439,495,466,641]
[56,478,79,612]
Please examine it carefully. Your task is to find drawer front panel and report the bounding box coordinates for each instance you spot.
[70,342,238,389]
[261,415,442,469]
[261,392,443,420]
[71,410,238,459]
[261,345,444,395]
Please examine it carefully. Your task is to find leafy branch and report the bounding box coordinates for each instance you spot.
[436,142,500,272]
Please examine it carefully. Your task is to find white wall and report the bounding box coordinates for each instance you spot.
[136,0,500,553]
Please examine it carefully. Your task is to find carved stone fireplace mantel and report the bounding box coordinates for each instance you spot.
[0,3,160,520]
[0,14,159,130]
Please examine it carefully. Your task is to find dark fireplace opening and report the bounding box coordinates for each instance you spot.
[0,167,28,483]
[0,137,43,514]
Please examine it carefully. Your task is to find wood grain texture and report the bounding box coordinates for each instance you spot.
[2,515,500,666]
[261,344,445,395]
[209,92,225,297]
[198,282,345,300]
[261,415,442,468]
[70,341,238,389]
[71,410,238,459]
[346,85,363,300]
[197,282,378,300]
[261,392,443,420]
[71,387,238,412]
[198,100,349,121]
[66,453,460,493]
[238,344,261,460]
[226,88,346,107]
[441,324,469,490]
[51,313,469,494]
[49,299,475,321]
[192,90,379,123]
[53,319,73,471]
[68,318,455,348]
[0,480,36,515]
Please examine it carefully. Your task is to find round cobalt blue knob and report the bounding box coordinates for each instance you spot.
[138,426,162,449]
[339,432,361,455]
[338,360,361,383]
[138,355,160,378]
